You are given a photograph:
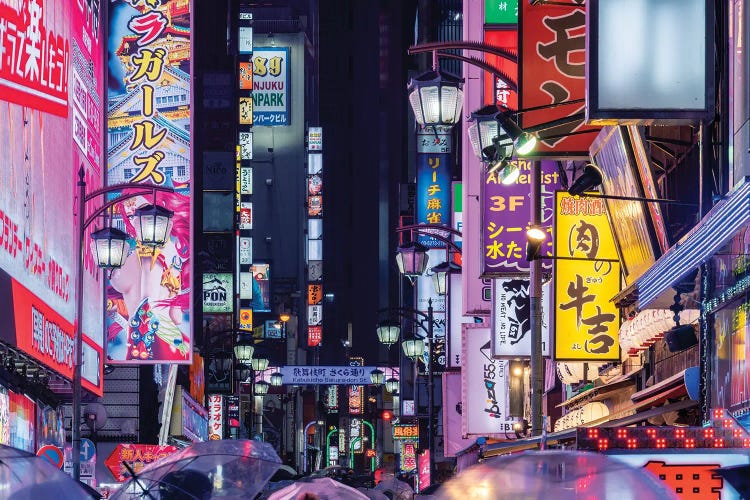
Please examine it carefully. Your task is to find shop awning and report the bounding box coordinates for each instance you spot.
[557,370,640,410]
[616,178,750,309]
[630,366,699,410]
[483,429,578,458]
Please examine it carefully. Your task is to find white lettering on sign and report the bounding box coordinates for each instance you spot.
[31,305,74,369]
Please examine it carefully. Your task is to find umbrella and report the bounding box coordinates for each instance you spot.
[437,450,679,500]
[111,439,282,499]
[0,444,98,499]
[358,487,390,499]
[714,464,750,498]
[268,477,370,500]
[374,474,414,500]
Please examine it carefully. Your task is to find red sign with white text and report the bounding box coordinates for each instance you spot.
[520,1,600,157]
[11,278,103,396]
[483,29,518,110]
[308,325,322,346]
[104,443,178,482]
[0,0,71,116]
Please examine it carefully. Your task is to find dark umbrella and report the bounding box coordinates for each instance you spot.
[714,464,750,498]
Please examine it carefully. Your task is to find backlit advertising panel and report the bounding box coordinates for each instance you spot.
[491,278,550,358]
[520,1,600,157]
[9,391,35,453]
[106,0,192,364]
[252,47,289,126]
[483,29,518,110]
[416,148,451,248]
[461,324,516,437]
[554,192,620,361]
[482,160,561,275]
[0,0,104,396]
[590,126,664,284]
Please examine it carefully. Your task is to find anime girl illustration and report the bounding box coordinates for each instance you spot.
[106,189,191,362]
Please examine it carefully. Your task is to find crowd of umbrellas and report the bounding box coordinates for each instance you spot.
[1,439,749,499]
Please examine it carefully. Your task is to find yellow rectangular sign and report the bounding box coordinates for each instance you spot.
[554,192,621,361]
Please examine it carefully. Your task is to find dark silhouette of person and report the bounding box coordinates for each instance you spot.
[158,469,212,500]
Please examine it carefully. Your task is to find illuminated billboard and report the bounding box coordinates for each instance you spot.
[106,0,192,364]
[554,192,621,361]
[0,0,104,396]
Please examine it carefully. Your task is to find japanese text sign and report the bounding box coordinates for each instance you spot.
[106,0,192,364]
[416,152,451,247]
[520,1,600,157]
[104,444,177,482]
[308,284,322,305]
[278,366,377,385]
[308,325,322,346]
[483,29,518,110]
[554,192,621,361]
[208,394,224,440]
[401,441,417,472]
[253,47,289,126]
[482,160,561,275]
[393,424,420,440]
[485,0,519,24]
[0,0,71,116]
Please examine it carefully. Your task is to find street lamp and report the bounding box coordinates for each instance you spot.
[395,241,430,278]
[430,261,461,296]
[72,167,174,481]
[384,378,400,394]
[370,369,385,386]
[270,372,284,387]
[376,299,437,482]
[251,356,269,372]
[233,339,255,365]
[407,53,464,127]
[255,380,270,396]
[376,322,400,347]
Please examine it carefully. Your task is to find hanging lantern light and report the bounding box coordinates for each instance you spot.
[251,357,269,372]
[370,369,385,385]
[430,261,461,296]
[376,323,400,347]
[132,204,174,247]
[90,227,130,269]
[402,338,426,361]
[396,241,429,277]
[233,340,255,364]
[270,372,284,387]
[384,378,400,394]
[407,69,464,127]
[254,380,270,396]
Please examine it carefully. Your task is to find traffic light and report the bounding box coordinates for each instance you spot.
[382,410,393,421]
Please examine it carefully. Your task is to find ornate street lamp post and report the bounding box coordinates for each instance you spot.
[73,167,174,481]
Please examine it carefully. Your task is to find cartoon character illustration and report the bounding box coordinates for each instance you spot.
[106,190,191,361]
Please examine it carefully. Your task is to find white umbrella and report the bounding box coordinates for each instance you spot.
[374,475,414,500]
[269,477,369,500]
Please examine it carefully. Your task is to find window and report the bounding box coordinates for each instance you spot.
[177,165,186,177]
[164,167,174,179]
[124,168,132,179]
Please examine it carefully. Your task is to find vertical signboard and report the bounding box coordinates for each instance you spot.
[416,127,452,247]
[485,0,519,24]
[0,0,104,394]
[307,129,324,346]
[252,47,289,126]
[461,324,516,437]
[106,0,192,364]
[554,192,620,361]
[483,29,518,110]
[417,249,447,372]
[208,394,224,440]
[491,278,550,357]
[482,160,561,275]
[520,1,600,157]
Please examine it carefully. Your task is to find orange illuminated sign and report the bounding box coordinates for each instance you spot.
[393,424,420,440]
